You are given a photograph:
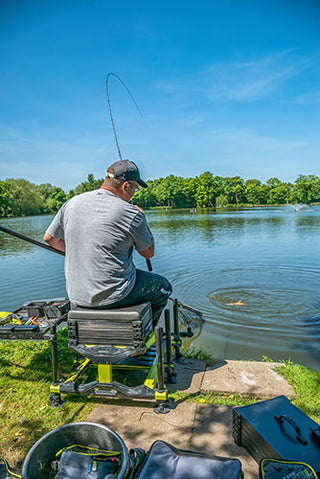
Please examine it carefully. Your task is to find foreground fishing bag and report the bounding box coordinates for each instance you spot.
[134,440,243,479]
[259,458,318,479]
[52,445,121,478]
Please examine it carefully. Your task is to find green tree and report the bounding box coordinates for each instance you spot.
[183,177,197,207]
[74,174,103,195]
[0,181,12,217]
[310,177,320,202]
[244,179,262,204]
[268,184,290,204]
[215,194,229,207]
[36,183,55,213]
[132,181,157,208]
[195,172,215,207]
[5,178,43,216]
[50,187,67,212]
[67,189,75,200]
[266,177,281,189]
[289,175,316,204]
[223,176,244,204]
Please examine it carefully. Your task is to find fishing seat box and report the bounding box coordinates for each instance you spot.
[232,395,320,474]
[67,302,153,363]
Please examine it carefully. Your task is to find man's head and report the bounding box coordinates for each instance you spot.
[106,160,147,188]
[102,159,148,202]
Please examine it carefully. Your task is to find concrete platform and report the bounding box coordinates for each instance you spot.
[86,360,296,478]
[87,401,258,478]
[201,360,295,399]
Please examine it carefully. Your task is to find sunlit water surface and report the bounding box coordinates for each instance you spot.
[1,206,320,369]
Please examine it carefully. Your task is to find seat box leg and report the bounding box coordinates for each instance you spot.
[98,364,113,383]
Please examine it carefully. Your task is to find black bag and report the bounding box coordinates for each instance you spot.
[259,458,318,479]
[233,395,320,474]
[52,445,121,479]
[134,440,243,479]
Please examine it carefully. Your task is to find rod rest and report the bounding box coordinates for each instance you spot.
[67,302,153,363]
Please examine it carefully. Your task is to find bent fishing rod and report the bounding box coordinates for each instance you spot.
[106,72,151,273]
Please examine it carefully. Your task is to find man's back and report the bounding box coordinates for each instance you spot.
[46,188,153,307]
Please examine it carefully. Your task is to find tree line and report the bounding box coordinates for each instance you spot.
[1,173,320,218]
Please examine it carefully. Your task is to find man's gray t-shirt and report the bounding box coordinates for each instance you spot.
[45,189,153,307]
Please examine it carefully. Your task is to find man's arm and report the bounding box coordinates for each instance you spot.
[133,204,155,259]
[138,241,154,259]
[43,233,66,252]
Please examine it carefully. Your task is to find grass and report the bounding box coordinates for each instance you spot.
[181,345,215,365]
[275,361,320,421]
[0,328,96,469]
[0,333,319,469]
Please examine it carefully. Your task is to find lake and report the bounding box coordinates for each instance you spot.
[1,205,320,369]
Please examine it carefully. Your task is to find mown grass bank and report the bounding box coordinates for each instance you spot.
[0,329,97,468]
[0,330,319,468]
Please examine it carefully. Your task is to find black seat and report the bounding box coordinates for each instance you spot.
[67,302,153,363]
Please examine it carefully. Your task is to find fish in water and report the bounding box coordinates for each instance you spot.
[226,300,245,306]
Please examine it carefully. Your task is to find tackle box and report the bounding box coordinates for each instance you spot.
[0,298,70,340]
[23,298,70,319]
[23,300,47,317]
[232,395,320,473]
[43,299,70,318]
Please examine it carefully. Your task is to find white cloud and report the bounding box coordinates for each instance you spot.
[155,50,313,103]
[203,51,310,102]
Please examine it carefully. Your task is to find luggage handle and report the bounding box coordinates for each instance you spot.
[274,415,308,445]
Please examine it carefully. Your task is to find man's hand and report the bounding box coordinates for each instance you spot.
[43,233,66,252]
[139,242,154,259]
[134,204,145,215]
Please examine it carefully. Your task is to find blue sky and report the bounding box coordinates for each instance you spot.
[1,0,319,192]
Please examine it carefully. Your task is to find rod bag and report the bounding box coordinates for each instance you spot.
[133,440,243,479]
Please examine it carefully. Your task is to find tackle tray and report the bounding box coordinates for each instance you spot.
[0,298,70,340]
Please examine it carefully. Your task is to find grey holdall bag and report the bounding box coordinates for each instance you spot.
[134,440,243,479]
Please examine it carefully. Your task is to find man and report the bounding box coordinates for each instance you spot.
[44,160,172,326]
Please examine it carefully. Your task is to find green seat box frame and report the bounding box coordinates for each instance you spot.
[50,302,181,407]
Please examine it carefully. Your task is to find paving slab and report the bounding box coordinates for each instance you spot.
[86,401,259,478]
[167,358,207,394]
[191,404,258,479]
[86,400,197,451]
[202,360,295,398]
[85,359,294,479]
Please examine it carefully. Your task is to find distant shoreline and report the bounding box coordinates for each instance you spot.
[1,202,319,220]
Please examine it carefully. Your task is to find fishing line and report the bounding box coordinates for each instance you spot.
[106,73,151,272]
[106,72,142,160]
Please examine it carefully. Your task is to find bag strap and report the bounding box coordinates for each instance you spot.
[55,444,121,459]
[259,458,318,479]
[126,447,146,479]
[0,458,22,479]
